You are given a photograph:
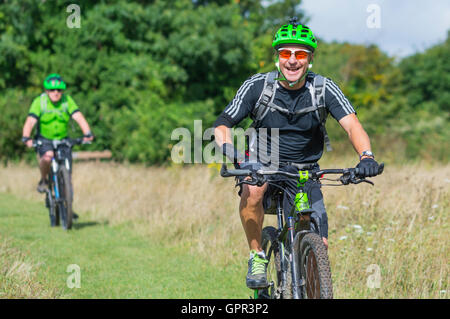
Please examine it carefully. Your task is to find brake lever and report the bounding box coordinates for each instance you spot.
[340,174,351,185]
[236,180,253,187]
[353,178,374,186]
[340,171,375,186]
[235,171,266,188]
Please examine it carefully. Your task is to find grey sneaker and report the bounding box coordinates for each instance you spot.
[37,179,49,193]
[246,250,269,289]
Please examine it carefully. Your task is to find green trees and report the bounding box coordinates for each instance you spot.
[0,0,448,163]
[0,0,252,163]
[393,33,450,160]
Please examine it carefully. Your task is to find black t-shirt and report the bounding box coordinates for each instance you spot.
[214,71,356,164]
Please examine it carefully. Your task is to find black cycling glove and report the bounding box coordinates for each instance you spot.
[356,158,380,177]
[221,143,245,169]
[238,161,263,171]
[221,143,263,170]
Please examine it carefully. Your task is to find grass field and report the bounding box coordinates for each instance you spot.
[0,158,448,298]
[0,192,248,298]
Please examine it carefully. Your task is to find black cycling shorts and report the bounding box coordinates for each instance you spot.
[35,137,72,165]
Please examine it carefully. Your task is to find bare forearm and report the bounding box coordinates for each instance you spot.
[339,113,372,157]
[22,117,37,137]
[214,125,233,147]
[72,112,91,134]
[347,122,371,155]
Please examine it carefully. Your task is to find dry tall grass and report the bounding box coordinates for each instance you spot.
[0,237,63,298]
[0,159,448,298]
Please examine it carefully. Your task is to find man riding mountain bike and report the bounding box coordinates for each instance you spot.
[21,73,94,194]
[214,18,381,290]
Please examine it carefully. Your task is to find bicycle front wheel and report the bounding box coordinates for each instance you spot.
[57,166,73,230]
[293,232,333,299]
[46,190,59,227]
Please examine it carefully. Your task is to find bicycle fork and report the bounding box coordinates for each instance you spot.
[276,196,289,297]
[277,196,302,299]
[287,216,302,299]
[51,159,60,199]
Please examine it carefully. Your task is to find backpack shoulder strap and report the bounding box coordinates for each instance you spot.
[40,93,47,114]
[312,74,332,151]
[61,94,69,113]
[313,74,326,118]
[252,71,278,126]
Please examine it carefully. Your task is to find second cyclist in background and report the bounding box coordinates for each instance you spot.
[21,73,94,195]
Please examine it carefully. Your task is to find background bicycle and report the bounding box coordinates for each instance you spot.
[221,163,384,299]
[33,137,89,230]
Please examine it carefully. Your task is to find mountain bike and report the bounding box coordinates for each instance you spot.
[33,137,88,230]
[220,162,384,299]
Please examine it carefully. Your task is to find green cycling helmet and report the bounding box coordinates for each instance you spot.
[272,17,317,51]
[43,73,66,90]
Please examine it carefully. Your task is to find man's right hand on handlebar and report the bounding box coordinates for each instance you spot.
[21,136,33,148]
[238,161,263,171]
[221,143,263,172]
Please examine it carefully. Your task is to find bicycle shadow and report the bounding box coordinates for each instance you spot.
[72,220,108,230]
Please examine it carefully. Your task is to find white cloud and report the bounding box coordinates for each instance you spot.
[301,0,450,57]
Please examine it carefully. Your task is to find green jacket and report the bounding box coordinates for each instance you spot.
[28,93,80,140]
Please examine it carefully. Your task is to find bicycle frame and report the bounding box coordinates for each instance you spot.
[47,140,72,200]
[264,173,317,299]
[49,156,71,200]
[35,138,85,229]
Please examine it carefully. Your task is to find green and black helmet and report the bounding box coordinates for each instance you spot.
[272,17,317,51]
[43,73,67,90]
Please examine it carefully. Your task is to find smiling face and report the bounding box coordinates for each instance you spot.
[277,44,313,89]
[46,89,63,103]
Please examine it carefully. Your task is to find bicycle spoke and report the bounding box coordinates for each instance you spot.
[306,250,320,298]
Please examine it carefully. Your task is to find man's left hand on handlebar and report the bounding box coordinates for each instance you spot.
[83,131,94,143]
[356,157,380,177]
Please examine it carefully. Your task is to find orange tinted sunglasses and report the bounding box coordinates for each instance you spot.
[278,48,311,60]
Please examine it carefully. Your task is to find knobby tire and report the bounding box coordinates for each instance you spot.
[294,232,333,299]
[46,191,59,227]
[57,166,73,230]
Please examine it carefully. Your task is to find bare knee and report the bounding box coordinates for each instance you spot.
[40,151,53,164]
[240,183,267,208]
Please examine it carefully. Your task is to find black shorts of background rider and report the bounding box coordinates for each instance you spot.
[36,137,73,167]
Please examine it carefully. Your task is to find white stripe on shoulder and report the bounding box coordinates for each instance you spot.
[326,79,355,114]
[225,74,265,118]
[225,73,265,117]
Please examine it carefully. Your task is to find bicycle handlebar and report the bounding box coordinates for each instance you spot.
[32,137,91,149]
[220,163,384,186]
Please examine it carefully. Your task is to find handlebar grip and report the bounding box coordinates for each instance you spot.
[220,164,251,177]
[73,138,84,145]
[355,162,384,176]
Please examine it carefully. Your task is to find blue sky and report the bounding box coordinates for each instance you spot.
[301,0,450,58]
